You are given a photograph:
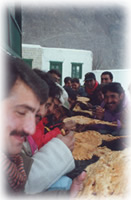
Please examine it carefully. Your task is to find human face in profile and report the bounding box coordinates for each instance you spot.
[2,79,40,155]
[35,97,54,123]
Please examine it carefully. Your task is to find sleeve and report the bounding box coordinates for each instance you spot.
[24,138,75,194]
[32,123,61,149]
[37,127,61,149]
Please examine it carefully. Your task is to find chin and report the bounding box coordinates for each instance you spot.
[11,146,23,155]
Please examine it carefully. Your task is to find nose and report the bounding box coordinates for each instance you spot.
[107,96,112,104]
[48,105,54,114]
[23,114,36,135]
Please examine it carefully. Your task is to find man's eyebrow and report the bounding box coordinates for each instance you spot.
[15,104,37,112]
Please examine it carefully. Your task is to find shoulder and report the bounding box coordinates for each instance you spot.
[20,152,34,177]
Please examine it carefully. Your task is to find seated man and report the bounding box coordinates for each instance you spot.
[71,78,87,97]
[48,69,61,84]
[2,54,49,193]
[101,71,113,84]
[63,76,72,90]
[25,69,74,152]
[84,72,99,105]
[2,54,86,197]
[94,82,130,134]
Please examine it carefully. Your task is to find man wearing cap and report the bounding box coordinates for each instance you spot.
[84,72,99,105]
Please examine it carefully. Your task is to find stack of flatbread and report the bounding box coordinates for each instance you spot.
[73,104,93,116]
[72,131,126,160]
[77,96,90,104]
[72,131,131,198]
[77,147,131,198]
[63,115,117,127]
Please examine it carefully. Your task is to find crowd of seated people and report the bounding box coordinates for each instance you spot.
[62,72,130,136]
[2,53,130,199]
[2,54,86,198]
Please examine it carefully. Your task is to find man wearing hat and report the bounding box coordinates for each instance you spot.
[84,72,99,105]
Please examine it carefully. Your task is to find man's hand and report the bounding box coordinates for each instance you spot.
[56,131,75,151]
[61,120,76,135]
[93,106,105,120]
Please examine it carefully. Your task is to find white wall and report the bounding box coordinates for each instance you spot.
[22,44,131,96]
[22,44,43,68]
[93,69,131,97]
[22,44,93,85]
[42,47,93,85]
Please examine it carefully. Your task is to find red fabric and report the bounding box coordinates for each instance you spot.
[85,80,99,95]
[32,118,61,150]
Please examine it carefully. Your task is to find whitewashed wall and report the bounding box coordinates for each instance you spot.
[22,44,93,85]
[22,44,131,97]
[22,44,43,68]
[93,69,131,97]
[42,47,93,85]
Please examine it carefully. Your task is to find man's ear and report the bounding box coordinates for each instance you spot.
[120,93,124,100]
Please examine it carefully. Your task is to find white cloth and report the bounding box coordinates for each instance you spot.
[56,83,70,109]
[24,138,75,194]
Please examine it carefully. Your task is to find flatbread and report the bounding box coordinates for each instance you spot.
[72,131,128,160]
[73,104,93,116]
[77,147,131,198]
[73,131,103,160]
[63,115,117,127]
[77,96,90,104]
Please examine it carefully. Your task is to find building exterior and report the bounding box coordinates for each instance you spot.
[3,6,22,57]
[22,44,93,85]
[94,69,131,97]
[22,44,131,93]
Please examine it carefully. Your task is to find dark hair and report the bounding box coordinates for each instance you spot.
[64,77,72,84]
[95,84,104,94]
[101,71,113,81]
[71,78,80,84]
[48,69,61,78]
[65,87,77,101]
[84,72,96,81]
[33,68,62,99]
[4,54,49,104]
[102,82,124,95]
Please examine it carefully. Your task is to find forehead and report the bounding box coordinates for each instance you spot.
[8,79,40,110]
[72,82,79,85]
[52,73,60,79]
[67,80,71,83]
[46,97,53,103]
[54,97,61,104]
[86,79,95,83]
[105,90,119,96]
[101,74,110,78]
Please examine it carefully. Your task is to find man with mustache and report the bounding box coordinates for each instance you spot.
[94,82,130,134]
[2,53,86,197]
[2,53,49,193]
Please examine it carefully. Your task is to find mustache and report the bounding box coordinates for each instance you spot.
[10,130,29,137]
[107,102,116,105]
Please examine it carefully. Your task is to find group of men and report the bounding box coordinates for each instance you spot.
[2,54,87,198]
[1,53,130,198]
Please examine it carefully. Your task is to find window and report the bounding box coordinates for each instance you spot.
[50,61,63,84]
[23,59,33,68]
[71,63,82,78]
[4,6,22,57]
